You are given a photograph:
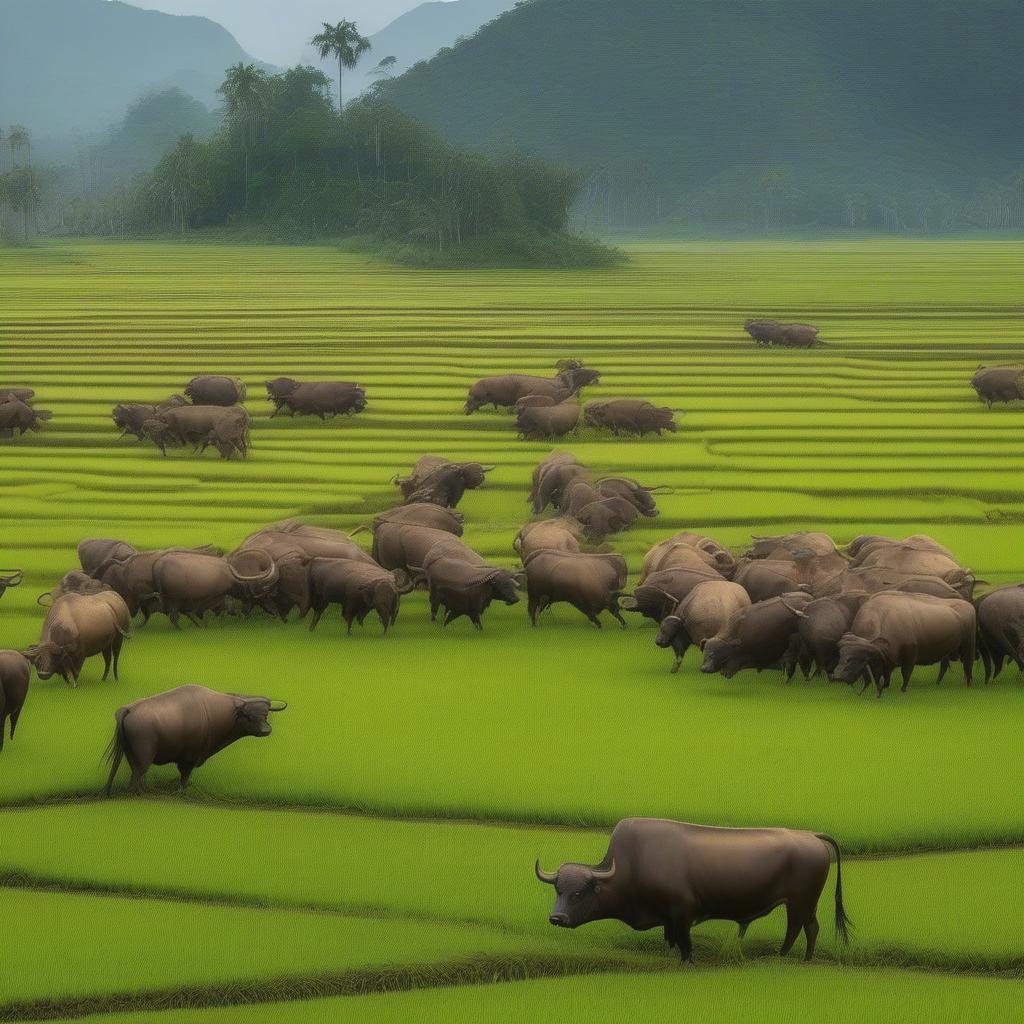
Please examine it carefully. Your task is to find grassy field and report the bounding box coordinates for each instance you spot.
[0,239,1022,1019]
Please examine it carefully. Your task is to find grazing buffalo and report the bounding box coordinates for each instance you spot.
[516,399,581,440]
[620,566,725,625]
[465,361,599,414]
[745,318,785,345]
[0,398,53,435]
[641,533,736,581]
[786,594,868,679]
[558,479,641,542]
[112,396,186,439]
[307,559,413,633]
[976,584,1024,681]
[420,555,521,629]
[971,365,1024,407]
[265,378,367,418]
[395,456,494,508]
[0,569,23,600]
[747,532,839,560]
[733,558,838,603]
[833,592,976,696]
[744,319,820,348]
[0,388,35,404]
[185,375,247,406]
[105,684,286,794]
[240,522,376,567]
[38,570,112,606]
[523,550,627,628]
[78,539,138,575]
[0,651,30,752]
[530,452,588,514]
[25,591,132,686]
[701,592,815,679]
[656,581,751,673]
[584,399,677,437]
[143,405,250,460]
[365,504,464,537]
[373,523,461,575]
[536,818,849,962]
[515,518,584,559]
[151,550,278,628]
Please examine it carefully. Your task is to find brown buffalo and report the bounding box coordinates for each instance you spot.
[37,570,113,607]
[641,532,735,580]
[530,452,588,514]
[846,534,958,566]
[307,559,413,633]
[0,569,23,600]
[365,504,464,537]
[0,398,53,435]
[971,365,1024,407]
[523,549,628,628]
[78,539,138,574]
[419,554,521,629]
[976,584,1024,681]
[143,405,250,460]
[0,388,35,404]
[620,566,726,625]
[105,684,285,794]
[112,396,187,439]
[465,361,599,414]
[185,375,247,406]
[394,456,494,508]
[373,523,461,575]
[655,581,751,673]
[516,399,581,440]
[747,532,840,560]
[584,399,677,437]
[537,818,849,962]
[25,591,132,686]
[515,518,584,559]
[240,522,376,567]
[0,651,30,752]
[265,378,367,418]
[733,557,840,603]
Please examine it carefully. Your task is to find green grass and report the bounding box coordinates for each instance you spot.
[2,239,1023,1015]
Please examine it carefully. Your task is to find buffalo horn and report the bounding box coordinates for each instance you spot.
[268,700,288,712]
[591,860,616,881]
[534,860,558,885]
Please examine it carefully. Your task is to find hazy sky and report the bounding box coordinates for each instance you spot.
[124,1,432,65]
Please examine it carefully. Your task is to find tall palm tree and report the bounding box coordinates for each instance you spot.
[217,64,268,209]
[311,21,371,113]
[8,125,31,168]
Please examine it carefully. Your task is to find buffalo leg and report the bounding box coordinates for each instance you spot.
[430,594,442,622]
[936,659,950,687]
[528,595,541,626]
[609,605,627,629]
[112,636,124,681]
[178,763,194,789]
[443,608,459,627]
[900,663,914,693]
[470,613,483,632]
[186,611,205,628]
[675,921,693,963]
[129,766,146,795]
[779,904,805,956]
[978,642,992,685]
[8,707,20,740]
[101,648,113,682]
[308,607,325,632]
[803,914,820,961]
[737,922,750,942]
[585,611,603,629]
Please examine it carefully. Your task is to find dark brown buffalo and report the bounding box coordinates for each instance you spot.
[514,394,558,409]
[847,534,958,566]
[0,651,30,752]
[78,539,138,574]
[814,567,966,601]
[465,362,599,414]
[240,522,376,567]
[264,378,367,418]
[151,550,278,628]
[185,375,247,406]
[536,818,849,962]
[973,584,1024,682]
[530,452,588,514]
[620,566,725,625]
[0,569,23,600]
[733,558,838,603]
[583,399,677,436]
[373,523,459,575]
[641,539,725,581]
[557,479,640,542]
[365,504,464,537]
[25,591,132,686]
[523,549,627,628]
[833,592,977,697]
[747,532,840,560]
[655,581,751,673]
[394,456,493,508]
[112,396,187,439]
[516,399,581,440]
[515,518,584,559]
[971,365,1024,407]
[701,592,815,679]
[307,558,413,633]
[38,570,113,607]
[0,388,35,404]
[420,555,521,629]
[143,405,250,460]
[786,594,867,679]
[641,533,735,581]
[105,684,286,794]
[777,323,819,348]
[744,318,785,345]
[853,544,971,586]
[0,398,53,435]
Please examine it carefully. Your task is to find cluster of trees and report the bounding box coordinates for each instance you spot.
[0,126,39,242]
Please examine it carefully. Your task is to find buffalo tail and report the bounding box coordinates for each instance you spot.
[103,708,130,796]
[816,833,852,943]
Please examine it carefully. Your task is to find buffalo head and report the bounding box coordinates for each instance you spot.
[535,859,616,928]
[700,637,741,677]
[655,614,683,650]
[233,696,287,738]
[832,634,883,687]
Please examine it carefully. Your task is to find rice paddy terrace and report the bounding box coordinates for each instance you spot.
[0,239,1022,1022]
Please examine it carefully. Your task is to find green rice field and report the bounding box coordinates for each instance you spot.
[0,239,1022,1020]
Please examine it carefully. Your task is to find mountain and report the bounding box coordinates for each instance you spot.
[305,0,514,102]
[0,0,255,137]
[381,0,1024,233]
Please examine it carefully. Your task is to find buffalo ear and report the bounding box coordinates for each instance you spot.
[22,647,40,664]
[512,571,527,587]
[619,595,639,611]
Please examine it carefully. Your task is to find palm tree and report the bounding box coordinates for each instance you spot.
[8,125,31,168]
[311,20,371,113]
[217,64,268,209]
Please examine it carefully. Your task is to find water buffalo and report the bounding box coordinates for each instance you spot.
[786,594,868,679]
[744,318,785,345]
[373,523,460,575]
[847,534,958,566]
[583,399,677,437]
[976,584,1024,681]
[37,570,112,607]
[0,651,30,752]
[536,818,849,962]
[185,375,247,406]
[25,591,132,686]
[971,365,1024,407]
[112,396,187,439]
[833,592,977,697]
[814,567,965,601]
[655,580,751,673]
[143,405,250,460]
[515,518,584,559]
[523,549,627,628]
[620,566,726,625]
[530,452,588,513]
[265,378,367,418]
[78,539,138,574]
[701,592,815,679]
[465,362,599,414]
[394,456,494,508]
[0,398,53,435]
[0,388,35,404]
[105,684,286,794]
[733,558,837,603]
[777,323,819,348]
[0,569,23,600]
[151,549,278,628]
[420,555,521,629]
[641,539,726,580]
[240,522,376,567]
[307,559,413,633]
[364,503,464,537]
[558,479,640,542]
[747,532,840,560]
[852,544,972,591]
[516,399,581,440]
[640,533,736,581]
